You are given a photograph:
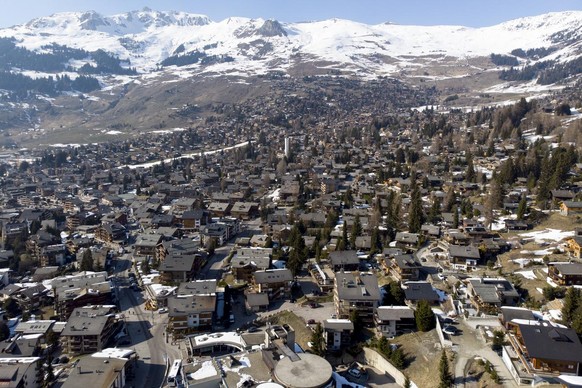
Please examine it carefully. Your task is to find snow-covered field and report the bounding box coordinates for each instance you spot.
[516,270,537,280]
[519,228,574,243]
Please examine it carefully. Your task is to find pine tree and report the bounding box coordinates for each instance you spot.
[572,304,582,336]
[408,178,424,233]
[377,335,392,358]
[342,221,348,248]
[485,178,503,229]
[452,205,459,229]
[80,249,93,271]
[385,190,401,241]
[310,323,325,356]
[498,157,516,185]
[536,151,552,208]
[390,347,405,369]
[141,259,151,275]
[390,281,406,305]
[350,215,362,248]
[438,350,453,388]
[466,153,476,183]
[429,197,442,224]
[516,195,527,220]
[415,300,435,332]
[287,249,302,276]
[370,226,381,255]
[382,281,406,306]
[561,287,581,327]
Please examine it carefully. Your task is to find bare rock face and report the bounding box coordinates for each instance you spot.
[255,20,287,37]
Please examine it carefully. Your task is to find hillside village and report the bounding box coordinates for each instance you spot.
[0,75,581,388]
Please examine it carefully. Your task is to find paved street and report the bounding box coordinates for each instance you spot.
[114,258,183,388]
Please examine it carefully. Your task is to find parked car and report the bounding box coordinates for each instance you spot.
[247,326,259,333]
[307,319,316,324]
[443,326,459,336]
[348,368,362,378]
[440,317,457,325]
[158,307,168,314]
[309,302,319,308]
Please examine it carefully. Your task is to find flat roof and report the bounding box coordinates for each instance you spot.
[61,357,127,388]
[190,332,245,351]
[92,348,136,359]
[274,353,333,388]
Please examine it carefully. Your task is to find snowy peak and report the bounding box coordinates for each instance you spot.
[25,8,211,35]
[232,18,288,39]
[256,20,287,37]
[107,8,211,31]
[497,11,582,33]
[4,9,582,83]
[79,11,109,31]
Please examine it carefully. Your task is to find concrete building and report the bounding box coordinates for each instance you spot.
[60,305,118,355]
[52,272,112,320]
[61,355,128,388]
[231,248,272,282]
[322,318,353,351]
[0,357,41,388]
[375,306,416,337]
[252,268,293,300]
[167,294,216,336]
[334,271,380,325]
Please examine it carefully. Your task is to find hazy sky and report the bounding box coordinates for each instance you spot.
[0,0,580,28]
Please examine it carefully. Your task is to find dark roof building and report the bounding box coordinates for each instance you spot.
[403,281,440,304]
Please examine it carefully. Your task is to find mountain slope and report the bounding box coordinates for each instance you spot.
[0,9,582,144]
[0,9,581,79]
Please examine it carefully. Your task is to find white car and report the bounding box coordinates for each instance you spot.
[158,307,168,314]
[348,368,362,378]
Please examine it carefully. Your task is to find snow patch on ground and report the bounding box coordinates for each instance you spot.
[150,127,187,134]
[519,229,574,243]
[516,270,537,280]
[267,188,280,202]
[190,360,218,380]
[332,372,367,388]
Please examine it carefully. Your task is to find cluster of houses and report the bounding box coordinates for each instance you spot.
[0,86,580,386]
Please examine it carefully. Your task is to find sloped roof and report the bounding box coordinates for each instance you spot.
[519,323,582,363]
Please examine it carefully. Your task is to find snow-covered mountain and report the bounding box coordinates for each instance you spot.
[1,8,581,80]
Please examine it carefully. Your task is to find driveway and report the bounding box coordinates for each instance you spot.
[452,319,518,387]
